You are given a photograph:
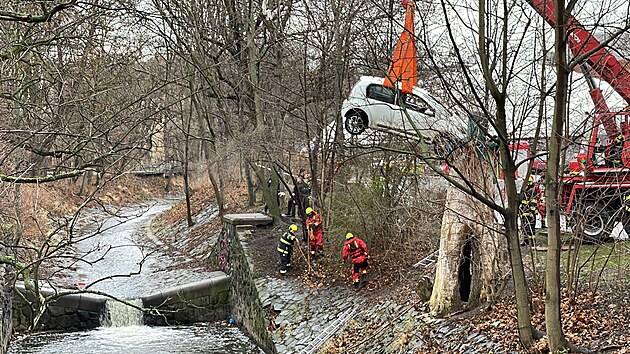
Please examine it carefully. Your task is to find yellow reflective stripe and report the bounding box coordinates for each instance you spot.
[280,238,292,245]
[277,247,288,254]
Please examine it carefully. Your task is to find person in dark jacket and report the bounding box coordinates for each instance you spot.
[285,184,297,218]
[519,177,539,245]
[342,233,369,289]
[277,224,299,274]
[607,132,625,167]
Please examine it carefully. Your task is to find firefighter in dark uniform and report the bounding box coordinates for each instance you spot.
[608,133,625,167]
[342,233,369,289]
[519,177,539,246]
[277,224,299,275]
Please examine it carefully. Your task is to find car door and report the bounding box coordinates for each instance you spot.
[364,84,398,130]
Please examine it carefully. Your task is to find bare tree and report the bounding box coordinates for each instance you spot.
[0,0,187,343]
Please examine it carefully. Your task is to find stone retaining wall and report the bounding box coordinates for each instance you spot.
[12,284,105,332]
[210,213,277,354]
[142,272,230,325]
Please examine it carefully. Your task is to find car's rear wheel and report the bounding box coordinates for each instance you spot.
[344,111,367,135]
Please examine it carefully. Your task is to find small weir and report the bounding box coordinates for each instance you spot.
[101,300,144,327]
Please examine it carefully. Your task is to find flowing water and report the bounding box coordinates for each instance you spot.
[8,324,262,354]
[101,299,144,327]
[71,202,206,299]
[9,201,263,354]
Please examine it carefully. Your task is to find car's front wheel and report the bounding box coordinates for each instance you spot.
[344,111,367,135]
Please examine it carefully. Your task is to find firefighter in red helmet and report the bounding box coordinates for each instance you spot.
[341,233,369,290]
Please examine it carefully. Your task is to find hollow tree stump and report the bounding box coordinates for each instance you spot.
[429,159,508,316]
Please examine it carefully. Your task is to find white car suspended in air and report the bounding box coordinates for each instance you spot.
[341,76,455,140]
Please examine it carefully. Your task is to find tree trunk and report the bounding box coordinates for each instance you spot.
[431,153,508,315]
[188,80,225,218]
[244,159,256,207]
[475,0,538,345]
[505,217,537,347]
[545,0,569,351]
[499,136,537,348]
[252,164,281,224]
[184,106,194,227]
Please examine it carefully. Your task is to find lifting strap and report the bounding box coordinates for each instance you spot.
[383,0,417,94]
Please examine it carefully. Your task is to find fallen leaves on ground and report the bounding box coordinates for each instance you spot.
[472,287,630,353]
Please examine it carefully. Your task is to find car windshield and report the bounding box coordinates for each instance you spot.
[401,93,435,116]
[414,88,450,117]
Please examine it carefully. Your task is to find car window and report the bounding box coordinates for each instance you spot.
[366,84,395,104]
[402,93,435,116]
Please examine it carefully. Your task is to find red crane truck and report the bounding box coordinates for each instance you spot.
[528,0,630,240]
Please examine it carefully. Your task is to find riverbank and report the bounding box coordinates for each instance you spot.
[238,220,503,353]
[156,190,630,353]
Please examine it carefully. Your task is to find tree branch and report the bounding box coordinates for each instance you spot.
[0,170,84,183]
[0,1,78,23]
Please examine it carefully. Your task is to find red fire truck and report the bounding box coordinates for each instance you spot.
[528,0,630,240]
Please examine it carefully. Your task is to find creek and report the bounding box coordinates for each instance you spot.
[9,201,262,354]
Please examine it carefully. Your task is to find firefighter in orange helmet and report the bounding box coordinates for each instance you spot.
[305,207,323,259]
[342,233,369,290]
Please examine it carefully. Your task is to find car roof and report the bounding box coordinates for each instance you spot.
[356,76,448,111]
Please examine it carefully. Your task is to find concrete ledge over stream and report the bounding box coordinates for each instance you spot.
[223,213,273,226]
[141,271,230,325]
